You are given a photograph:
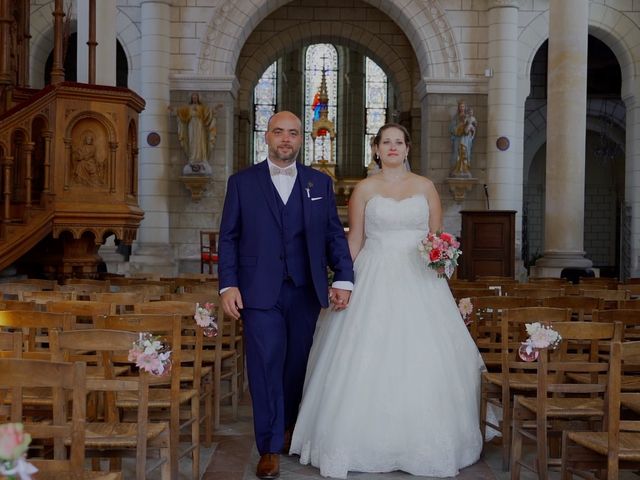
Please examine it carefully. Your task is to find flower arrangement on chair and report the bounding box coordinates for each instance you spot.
[518,322,562,362]
[194,302,218,337]
[0,423,37,480]
[128,332,172,376]
[458,297,473,326]
[418,231,461,279]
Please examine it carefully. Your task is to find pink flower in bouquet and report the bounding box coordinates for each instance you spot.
[0,423,38,480]
[429,248,442,262]
[458,297,473,325]
[129,332,172,376]
[519,322,562,361]
[0,424,30,462]
[137,352,163,374]
[194,302,218,337]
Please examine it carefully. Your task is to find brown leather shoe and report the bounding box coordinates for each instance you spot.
[256,453,279,479]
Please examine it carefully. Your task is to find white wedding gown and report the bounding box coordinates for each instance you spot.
[290,194,485,478]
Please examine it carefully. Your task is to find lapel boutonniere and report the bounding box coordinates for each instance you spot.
[305,181,314,198]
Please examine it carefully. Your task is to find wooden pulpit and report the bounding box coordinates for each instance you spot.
[458,210,516,280]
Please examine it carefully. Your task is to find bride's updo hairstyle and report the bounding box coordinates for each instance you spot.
[372,123,412,168]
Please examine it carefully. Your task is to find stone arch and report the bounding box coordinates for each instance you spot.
[236,22,414,112]
[197,0,460,79]
[28,3,139,89]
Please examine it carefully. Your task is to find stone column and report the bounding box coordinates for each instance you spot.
[625,97,640,277]
[486,0,523,273]
[533,0,592,276]
[128,0,174,275]
[76,0,116,85]
[49,0,65,85]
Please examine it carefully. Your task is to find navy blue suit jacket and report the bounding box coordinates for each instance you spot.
[218,160,354,309]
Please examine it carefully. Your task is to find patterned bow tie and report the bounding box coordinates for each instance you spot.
[270,164,296,177]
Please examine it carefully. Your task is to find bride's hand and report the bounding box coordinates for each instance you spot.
[329,288,351,311]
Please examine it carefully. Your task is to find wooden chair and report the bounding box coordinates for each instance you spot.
[542,296,605,321]
[90,292,145,313]
[58,282,111,299]
[0,330,22,360]
[97,314,199,479]
[0,310,74,359]
[49,329,170,480]
[0,300,36,311]
[0,282,46,300]
[46,300,115,328]
[618,299,640,309]
[164,290,245,399]
[450,286,498,302]
[580,289,631,309]
[200,230,219,274]
[13,278,59,290]
[504,284,566,299]
[619,282,640,299]
[133,300,213,446]
[510,321,621,480]
[560,339,640,480]
[480,306,573,470]
[0,358,122,480]
[579,277,620,290]
[21,290,77,309]
[468,296,539,370]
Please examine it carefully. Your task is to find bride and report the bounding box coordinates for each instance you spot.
[289,123,485,478]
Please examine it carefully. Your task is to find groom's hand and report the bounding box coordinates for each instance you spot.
[221,287,243,320]
[329,288,351,311]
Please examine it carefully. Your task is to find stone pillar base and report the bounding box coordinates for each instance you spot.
[530,251,595,279]
[128,242,176,277]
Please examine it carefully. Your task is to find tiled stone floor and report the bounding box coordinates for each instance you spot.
[202,396,639,480]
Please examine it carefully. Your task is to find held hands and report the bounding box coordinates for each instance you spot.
[329,287,351,311]
[221,287,243,320]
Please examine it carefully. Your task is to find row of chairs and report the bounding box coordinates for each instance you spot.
[468,302,640,479]
[0,297,238,478]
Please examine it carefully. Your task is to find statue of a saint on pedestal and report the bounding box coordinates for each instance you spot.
[449,100,477,178]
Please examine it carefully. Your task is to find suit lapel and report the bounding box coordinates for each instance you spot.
[256,160,282,227]
[298,165,312,232]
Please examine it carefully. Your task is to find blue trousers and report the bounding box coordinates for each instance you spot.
[241,279,321,454]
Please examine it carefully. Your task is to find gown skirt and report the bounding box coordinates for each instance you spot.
[290,194,485,478]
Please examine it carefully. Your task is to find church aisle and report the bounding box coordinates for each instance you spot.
[202,395,520,479]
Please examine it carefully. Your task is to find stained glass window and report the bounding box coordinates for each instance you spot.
[253,61,277,164]
[304,44,338,165]
[364,57,388,167]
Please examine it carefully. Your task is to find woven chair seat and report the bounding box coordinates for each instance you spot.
[566,431,640,461]
[116,388,197,408]
[81,421,168,448]
[201,349,235,362]
[568,373,640,391]
[483,371,538,390]
[180,365,213,381]
[516,396,604,417]
[621,392,640,413]
[480,352,501,368]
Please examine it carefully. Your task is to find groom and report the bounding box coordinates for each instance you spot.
[218,111,354,479]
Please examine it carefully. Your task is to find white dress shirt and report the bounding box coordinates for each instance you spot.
[267,159,297,204]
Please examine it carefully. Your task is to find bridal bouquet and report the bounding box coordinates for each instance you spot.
[128,332,172,376]
[194,302,218,337]
[518,322,562,362]
[0,423,38,480]
[418,231,461,279]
